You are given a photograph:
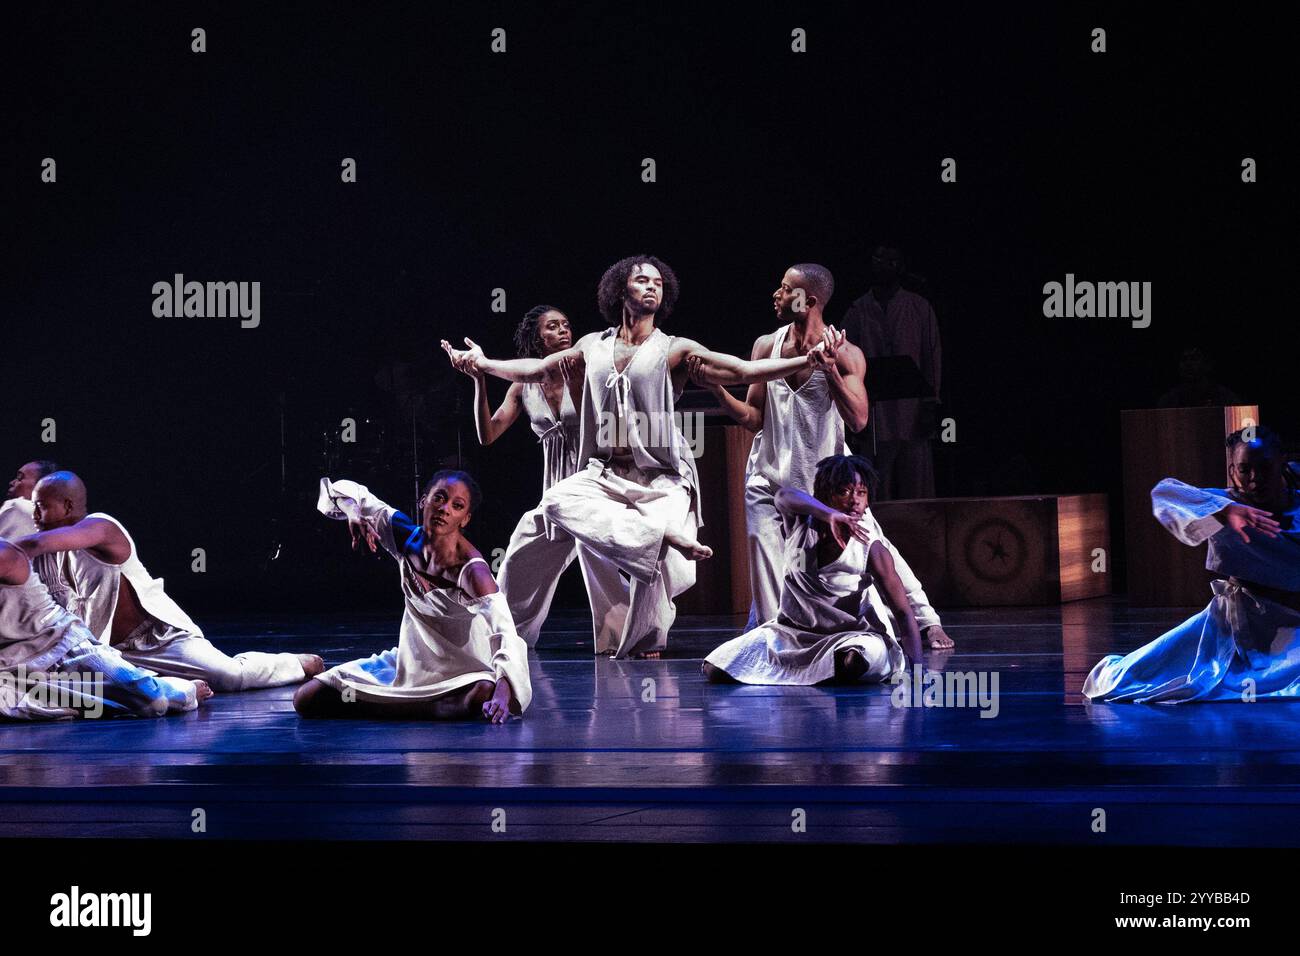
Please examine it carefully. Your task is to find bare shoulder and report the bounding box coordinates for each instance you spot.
[751,331,776,360]
[462,555,499,598]
[837,338,867,372]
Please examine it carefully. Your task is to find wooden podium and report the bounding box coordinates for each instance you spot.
[676,424,755,615]
[1121,405,1258,607]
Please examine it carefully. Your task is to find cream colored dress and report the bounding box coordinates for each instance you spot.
[314,479,532,711]
[706,513,907,685]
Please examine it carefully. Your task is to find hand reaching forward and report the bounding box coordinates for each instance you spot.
[1220,503,1281,543]
[440,337,485,376]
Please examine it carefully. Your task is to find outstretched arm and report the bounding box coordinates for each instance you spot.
[16,517,129,565]
[441,336,588,385]
[670,335,823,387]
[685,335,769,432]
[868,542,924,664]
[1151,478,1280,546]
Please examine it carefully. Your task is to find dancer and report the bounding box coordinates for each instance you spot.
[16,471,321,692]
[447,304,629,651]
[0,460,58,540]
[295,471,532,722]
[1,538,209,720]
[687,264,954,648]
[1084,426,1300,702]
[443,254,830,658]
[703,454,923,685]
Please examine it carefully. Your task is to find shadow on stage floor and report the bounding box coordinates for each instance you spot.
[2,596,1296,846]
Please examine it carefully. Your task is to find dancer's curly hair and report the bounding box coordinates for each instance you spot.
[596,255,680,326]
[813,454,880,504]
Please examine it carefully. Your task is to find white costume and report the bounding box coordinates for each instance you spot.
[743,324,942,638]
[540,327,701,658]
[706,513,907,685]
[497,381,629,650]
[1084,478,1300,702]
[1,558,197,720]
[0,498,37,540]
[32,513,306,692]
[313,479,533,712]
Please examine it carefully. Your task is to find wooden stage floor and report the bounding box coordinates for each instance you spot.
[3,597,1298,845]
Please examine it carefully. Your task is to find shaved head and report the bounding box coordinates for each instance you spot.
[789,263,835,310]
[32,471,88,530]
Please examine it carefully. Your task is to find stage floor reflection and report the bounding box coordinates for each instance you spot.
[3,598,1297,845]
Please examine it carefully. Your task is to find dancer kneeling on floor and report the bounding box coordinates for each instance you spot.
[295,470,532,722]
[1083,425,1300,703]
[703,454,923,685]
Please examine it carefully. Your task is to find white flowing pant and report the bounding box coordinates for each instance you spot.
[0,639,197,720]
[540,459,696,658]
[116,620,307,692]
[497,504,630,653]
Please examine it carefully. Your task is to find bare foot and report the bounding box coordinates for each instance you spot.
[193,680,214,703]
[924,625,955,650]
[664,526,713,561]
[482,678,518,724]
[633,650,661,660]
[298,654,326,678]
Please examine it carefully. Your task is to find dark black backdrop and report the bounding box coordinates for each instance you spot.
[4,3,1289,614]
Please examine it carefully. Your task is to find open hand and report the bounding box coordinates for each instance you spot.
[1221,503,1281,543]
[828,511,871,549]
[440,337,485,376]
[348,517,380,553]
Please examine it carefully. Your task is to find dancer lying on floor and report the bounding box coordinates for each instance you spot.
[295,470,532,722]
[17,471,322,692]
[1084,425,1300,703]
[703,454,924,685]
[1,538,209,719]
[447,303,629,652]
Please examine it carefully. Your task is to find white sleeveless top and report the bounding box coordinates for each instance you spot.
[0,560,88,671]
[577,327,701,518]
[746,323,850,492]
[776,515,889,636]
[520,381,581,493]
[34,513,202,643]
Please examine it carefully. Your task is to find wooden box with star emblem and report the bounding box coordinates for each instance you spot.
[871,493,1111,606]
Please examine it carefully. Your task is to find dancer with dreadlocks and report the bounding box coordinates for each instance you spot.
[444,254,828,658]
[447,305,629,652]
[1084,426,1300,702]
[702,454,923,685]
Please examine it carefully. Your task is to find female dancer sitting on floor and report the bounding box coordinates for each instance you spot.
[294,470,532,722]
[1084,425,1300,703]
[703,454,924,685]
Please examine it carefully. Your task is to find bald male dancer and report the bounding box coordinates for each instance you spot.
[16,471,323,692]
[0,459,58,540]
[444,254,830,658]
[1,538,209,719]
[689,263,954,649]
